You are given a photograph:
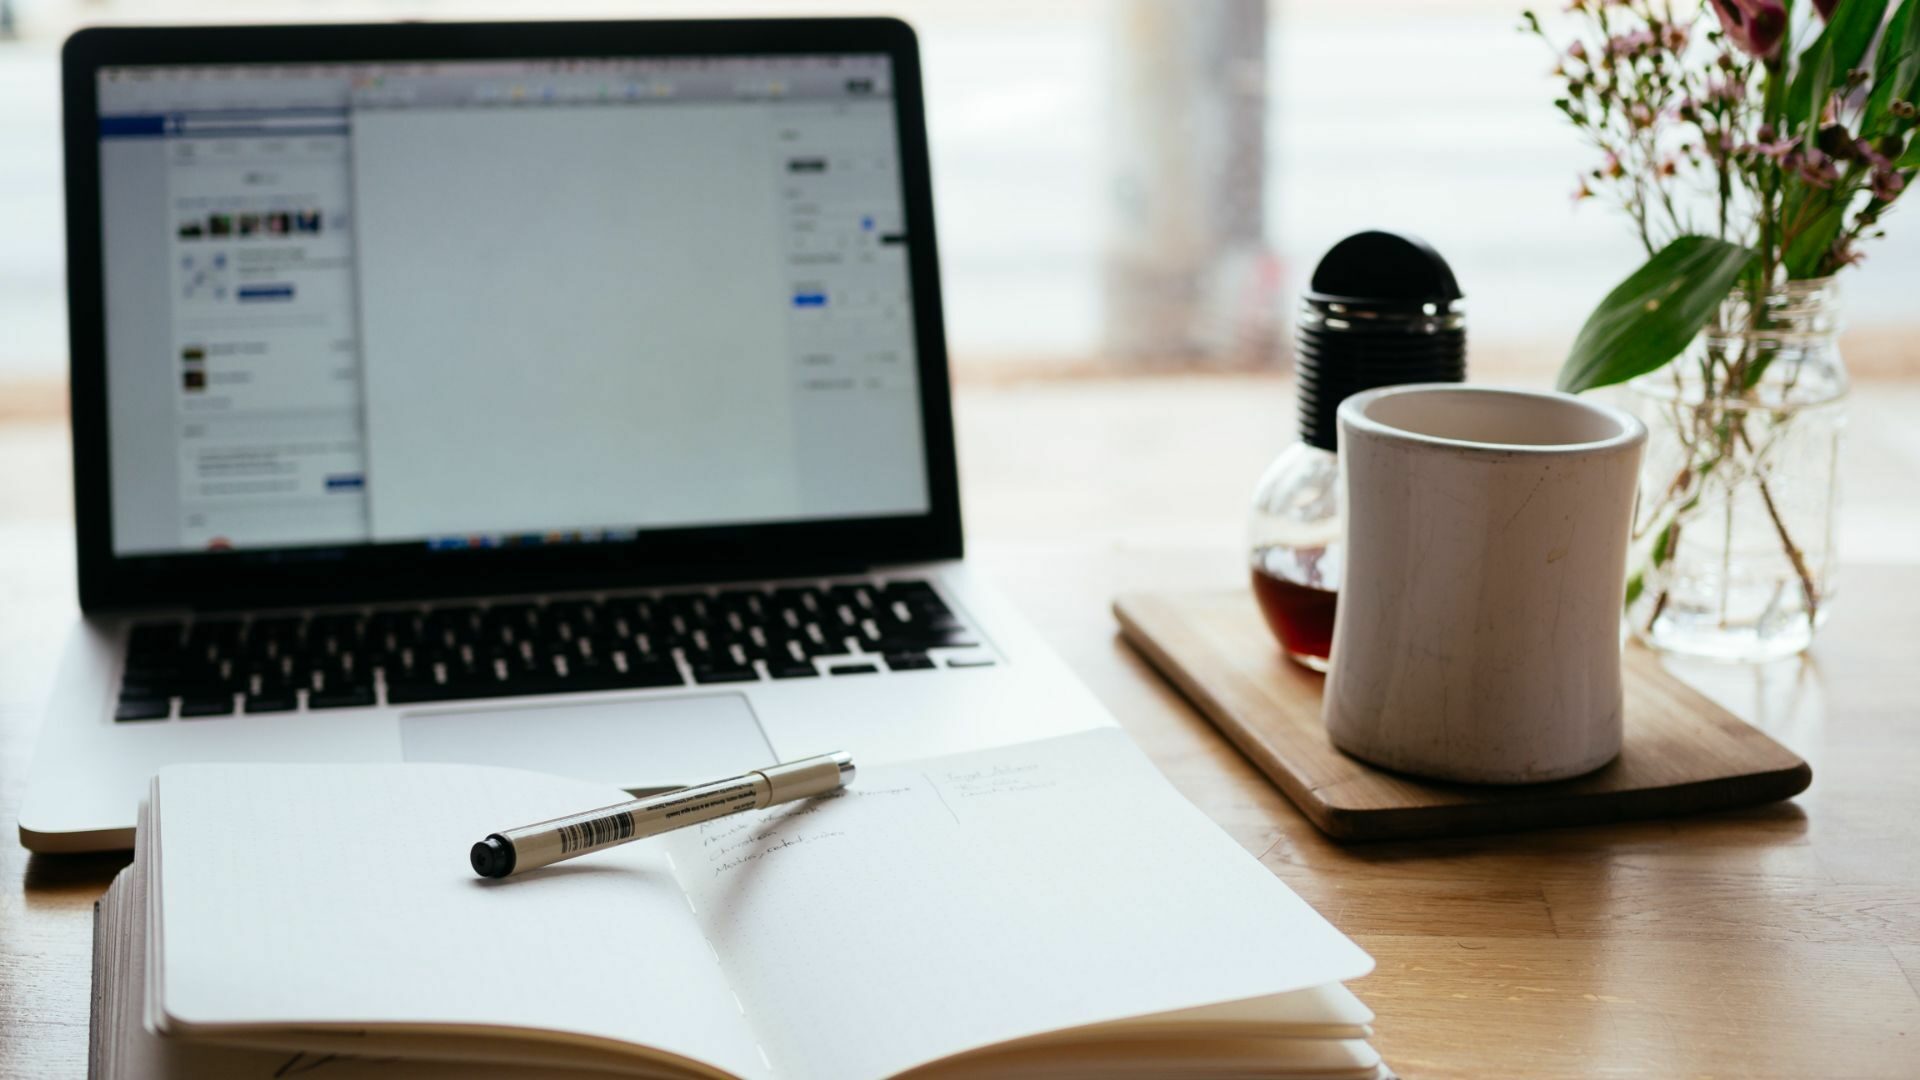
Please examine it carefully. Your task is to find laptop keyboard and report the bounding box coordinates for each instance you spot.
[113,578,991,721]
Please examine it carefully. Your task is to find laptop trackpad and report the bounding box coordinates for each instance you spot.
[398,693,777,790]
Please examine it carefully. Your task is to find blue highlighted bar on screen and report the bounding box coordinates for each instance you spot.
[98,116,166,138]
[99,111,349,139]
[792,293,827,307]
[237,285,294,302]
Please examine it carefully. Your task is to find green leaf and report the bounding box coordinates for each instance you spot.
[1784,199,1851,278]
[1651,522,1676,567]
[1786,0,1890,129]
[1556,237,1757,394]
[1901,139,1920,167]
[1804,46,1837,140]
[1865,0,1920,134]
[1625,571,1645,607]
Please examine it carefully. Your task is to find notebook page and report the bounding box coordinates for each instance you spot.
[108,841,643,1080]
[665,728,1374,1080]
[152,763,767,1080]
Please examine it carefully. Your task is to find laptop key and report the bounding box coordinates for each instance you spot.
[692,663,759,685]
[611,658,686,689]
[879,580,950,612]
[826,584,878,613]
[122,656,188,679]
[546,600,600,630]
[117,678,180,699]
[767,661,820,679]
[827,662,879,676]
[308,685,377,710]
[139,677,225,701]
[384,678,466,705]
[178,693,236,717]
[884,652,936,671]
[114,697,170,722]
[871,628,979,653]
[244,691,298,714]
[771,587,823,614]
[495,672,550,699]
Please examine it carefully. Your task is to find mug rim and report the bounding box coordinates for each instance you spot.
[1337,383,1647,456]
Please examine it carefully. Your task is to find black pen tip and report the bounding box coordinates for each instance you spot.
[471,836,514,878]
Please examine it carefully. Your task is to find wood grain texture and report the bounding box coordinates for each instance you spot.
[7,377,1920,1079]
[1115,589,1813,840]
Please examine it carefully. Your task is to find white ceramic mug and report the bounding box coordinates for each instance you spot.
[1323,385,1647,784]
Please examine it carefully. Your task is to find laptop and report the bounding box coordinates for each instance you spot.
[22,18,1114,853]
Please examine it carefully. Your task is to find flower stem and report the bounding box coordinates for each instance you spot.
[1735,422,1822,623]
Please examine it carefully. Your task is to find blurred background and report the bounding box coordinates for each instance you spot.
[3,0,1917,412]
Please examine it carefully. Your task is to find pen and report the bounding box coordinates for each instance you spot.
[469,751,855,878]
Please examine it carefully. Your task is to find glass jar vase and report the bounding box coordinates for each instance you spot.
[1622,277,1849,663]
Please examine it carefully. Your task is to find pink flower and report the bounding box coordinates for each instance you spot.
[1797,148,1841,187]
[1663,23,1691,52]
[1709,0,1788,59]
[1567,40,1588,61]
[1747,131,1800,162]
[1851,136,1891,170]
[1870,168,1905,201]
[1605,29,1657,60]
[1704,76,1745,104]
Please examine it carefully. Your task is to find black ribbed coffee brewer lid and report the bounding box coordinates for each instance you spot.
[1298,231,1465,451]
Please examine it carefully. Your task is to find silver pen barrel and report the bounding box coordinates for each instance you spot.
[471,751,853,878]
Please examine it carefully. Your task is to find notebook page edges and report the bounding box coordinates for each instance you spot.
[89,854,125,1080]
[149,762,766,1080]
[663,728,1375,1080]
[140,793,165,1042]
[1007,982,1375,1044]
[902,1035,1382,1079]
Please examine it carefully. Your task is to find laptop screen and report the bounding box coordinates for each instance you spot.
[94,54,929,558]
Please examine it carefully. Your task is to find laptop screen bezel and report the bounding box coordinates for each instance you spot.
[63,18,962,613]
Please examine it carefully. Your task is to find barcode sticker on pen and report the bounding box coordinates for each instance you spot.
[557,811,636,854]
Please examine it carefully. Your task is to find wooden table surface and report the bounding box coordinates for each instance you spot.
[4,375,1919,1079]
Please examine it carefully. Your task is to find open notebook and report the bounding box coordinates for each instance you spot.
[91,728,1387,1079]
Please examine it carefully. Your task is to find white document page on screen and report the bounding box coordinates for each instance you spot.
[351,104,812,540]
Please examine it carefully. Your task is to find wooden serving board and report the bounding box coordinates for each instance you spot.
[1114,589,1812,841]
